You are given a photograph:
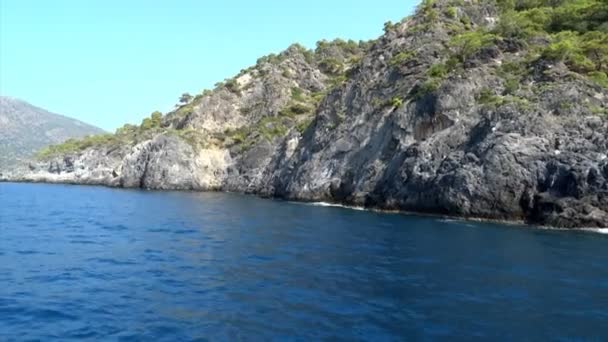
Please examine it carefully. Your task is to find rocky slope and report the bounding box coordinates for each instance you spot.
[0,97,104,170]
[4,0,607,228]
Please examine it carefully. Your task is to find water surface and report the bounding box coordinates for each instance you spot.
[1,183,607,340]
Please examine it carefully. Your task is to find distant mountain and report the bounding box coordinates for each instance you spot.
[0,96,104,170]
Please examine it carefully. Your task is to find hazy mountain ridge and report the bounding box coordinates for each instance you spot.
[6,0,608,228]
[0,96,104,170]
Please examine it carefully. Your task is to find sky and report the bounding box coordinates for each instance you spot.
[0,0,418,131]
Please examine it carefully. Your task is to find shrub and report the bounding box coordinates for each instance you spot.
[476,88,505,106]
[550,0,608,33]
[460,15,471,30]
[420,0,438,23]
[589,105,608,116]
[503,77,520,95]
[328,75,347,88]
[389,97,403,108]
[389,51,416,66]
[230,131,247,144]
[279,103,313,118]
[291,87,306,102]
[140,111,163,130]
[496,0,607,37]
[319,58,344,76]
[499,61,528,76]
[296,118,314,134]
[413,78,442,99]
[179,93,193,104]
[427,63,449,78]
[37,134,118,159]
[302,49,315,64]
[311,91,327,104]
[225,78,241,94]
[588,71,608,88]
[446,7,458,19]
[115,124,138,136]
[450,31,497,62]
[384,21,395,33]
[175,104,194,119]
[543,31,595,72]
[581,31,608,72]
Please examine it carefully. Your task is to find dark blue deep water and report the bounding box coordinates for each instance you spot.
[1,183,607,341]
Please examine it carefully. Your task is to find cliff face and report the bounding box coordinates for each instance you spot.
[6,0,608,228]
[0,97,105,170]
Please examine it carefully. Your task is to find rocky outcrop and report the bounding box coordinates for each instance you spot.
[4,0,607,229]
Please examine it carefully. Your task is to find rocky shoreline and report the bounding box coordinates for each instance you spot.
[3,0,607,229]
[4,177,608,231]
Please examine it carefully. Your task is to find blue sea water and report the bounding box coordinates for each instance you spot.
[0,182,607,341]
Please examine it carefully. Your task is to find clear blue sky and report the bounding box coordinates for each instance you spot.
[0,0,418,131]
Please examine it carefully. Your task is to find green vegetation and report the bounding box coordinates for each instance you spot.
[476,88,505,107]
[296,117,314,134]
[414,78,443,99]
[489,0,608,87]
[588,71,608,88]
[318,58,344,76]
[427,62,449,78]
[446,6,458,19]
[542,31,608,73]
[224,78,241,94]
[37,134,118,159]
[494,0,606,34]
[140,111,163,130]
[389,51,416,67]
[179,93,193,104]
[384,21,396,33]
[409,60,453,100]
[474,88,532,110]
[279,103,313,118]
[420,0,438,23]
[503,77,520,94]
[412,0,608,91]
[291,87,306,102]
[37,0,608,162]
[256,53,285,66]
[173,103,195,120]
[389,97,404,108]
[328,75,348,89]
[450,31,498,62]
[315,39,364,57]
[37,110,168,159]
[166,128,208,150]
[224,115,291,151]
[225,85,319,149]
[589,105,608,116]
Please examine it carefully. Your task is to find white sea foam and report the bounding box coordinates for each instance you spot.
[296,202,608,232]
[305,202,366,211]
[591,228,608,235]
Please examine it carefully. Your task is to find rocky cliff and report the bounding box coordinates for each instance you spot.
[5,0,607,228]
[0,97,104,170]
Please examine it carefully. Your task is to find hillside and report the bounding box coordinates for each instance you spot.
[0,96,104,170]
[6,0,608,228]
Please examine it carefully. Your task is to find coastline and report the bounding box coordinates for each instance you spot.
[3,178,607,232]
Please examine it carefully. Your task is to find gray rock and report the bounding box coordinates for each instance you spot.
[6,1,607,229]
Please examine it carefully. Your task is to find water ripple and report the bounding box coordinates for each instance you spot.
[1,183,607,340]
